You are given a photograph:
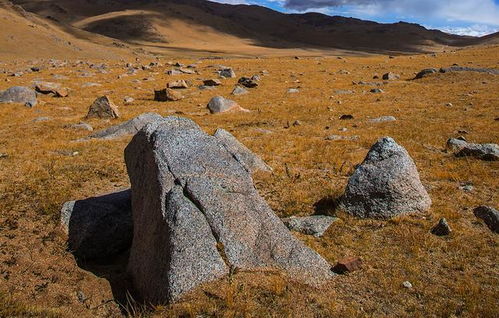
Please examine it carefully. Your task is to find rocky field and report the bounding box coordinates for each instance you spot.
[0,45,498,317]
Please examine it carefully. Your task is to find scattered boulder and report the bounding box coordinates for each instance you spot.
[325,135,359,141]
[167,80,190,89]
[282,215,338,237]
[238,77,258,88]
[473,206,499,233]
[414,68,438,79]
[219,67,236,78]
[455,142,498,161]
[440,66,499,75]
[213,128,272,173]
[382,72,400,80]
[203,79,222,87]
[369,116,396,123]
[339,114,354,120]
[60,189,132,260]
[0,86,37,107]
[332,257,362,274]
[431,218,451,236]
[446,137,468,151]
[166,69,182,75]
[90,113,163,139]
[66,122,93,131]
[124,117,333,304]
[231,86,248,95]
[154,88,183,102]
[86,96,120,119]
[34,82,69,97]
[341,137,431,219]
[207,96,248,114]
[334,90,354,95]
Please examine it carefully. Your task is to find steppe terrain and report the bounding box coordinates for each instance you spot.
[0,0,498,317]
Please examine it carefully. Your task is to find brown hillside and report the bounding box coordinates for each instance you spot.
[8,0,498,57]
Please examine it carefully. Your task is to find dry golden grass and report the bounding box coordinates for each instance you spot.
[0,45,498,317]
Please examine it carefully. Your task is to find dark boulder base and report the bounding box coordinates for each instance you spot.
[61,189,132,260]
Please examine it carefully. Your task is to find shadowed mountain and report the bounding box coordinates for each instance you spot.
[6,0,499,56]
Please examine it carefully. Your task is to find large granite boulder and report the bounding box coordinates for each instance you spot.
[90,113,163,139]
[341,137,431,218]
[60,190,132,260]
[0,86,37,107]
[213,128,272,173]
[124,117,332,304]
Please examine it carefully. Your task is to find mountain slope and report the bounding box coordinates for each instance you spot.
[5,0,499,57]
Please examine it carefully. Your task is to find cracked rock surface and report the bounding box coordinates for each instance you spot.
[124,116,332,304]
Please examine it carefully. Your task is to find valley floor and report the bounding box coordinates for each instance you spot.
[0,45,498,317]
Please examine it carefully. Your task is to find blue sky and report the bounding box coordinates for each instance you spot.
[212,0,499,36]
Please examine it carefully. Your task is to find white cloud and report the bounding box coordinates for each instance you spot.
[439,24,499,36]
[283,0,499,26]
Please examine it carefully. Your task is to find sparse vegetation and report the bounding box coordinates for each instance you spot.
[0,1,498,314]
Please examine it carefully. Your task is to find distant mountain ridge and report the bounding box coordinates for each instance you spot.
[4,0,499,56]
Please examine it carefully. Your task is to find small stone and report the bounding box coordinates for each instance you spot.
[86,96,119,119]
[473,206,499,233]
[124,96,135,104]
[370,88,384,93]
[431,218,451,236]
[207,96,248,114]
[369,116,396,123]
[292,120,302,126]
[167,80,190,89]
[402,281,413,289]
[446,103,453,107]
[382,72,400,80]
[203,79,222,86]
[218,67,236,78]
[238,77,259,88]
[339,114,353,120]
[66,122,93,131]
[231,86,248,95]
[287,88,299,93]
[154,88,183,102]
[332,257,362,274]
[414,68,437,79]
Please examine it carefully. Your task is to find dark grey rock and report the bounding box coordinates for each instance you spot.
[219,67,236,78]
[440,66,499,75]
[473,206,499,233]
[0,86,37,107]
[341,137,432,218]
[282,215,338,237]
[124,117,332,304]
[414,68,438,79]
[60,189,132,260]
[238,77,258,88]
[231,86,248,95]
[431,218,451,236]
[213,128,272,173]
[455,143,498,161]
[90,113,163,139]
